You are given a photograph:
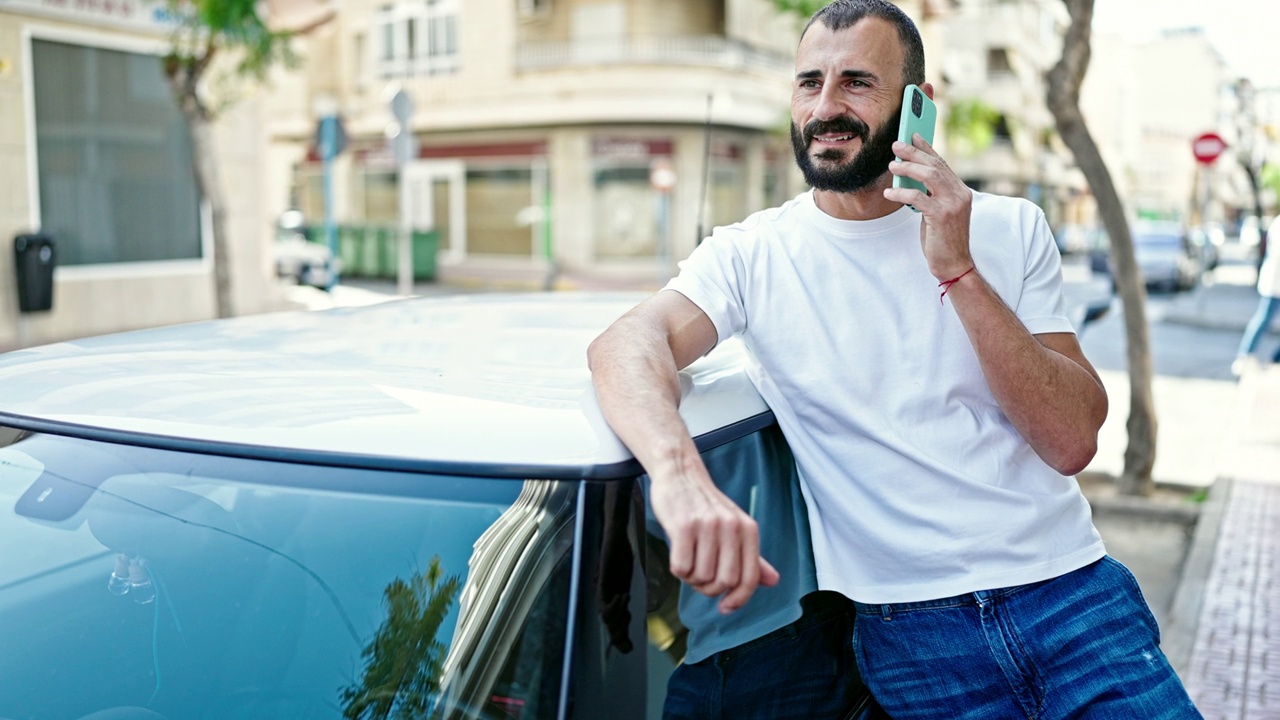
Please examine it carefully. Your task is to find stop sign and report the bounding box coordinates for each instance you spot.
[1192,132,1228,164]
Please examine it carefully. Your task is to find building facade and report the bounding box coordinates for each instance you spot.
[0,0,279,349]
[267,0,953,289]
[941,0,1079,230]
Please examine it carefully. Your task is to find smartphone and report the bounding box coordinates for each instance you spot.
[892,84,938,205]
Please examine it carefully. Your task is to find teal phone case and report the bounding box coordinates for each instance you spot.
[893,84,938,201]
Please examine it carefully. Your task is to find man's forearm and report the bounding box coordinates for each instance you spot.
[588,298,777,611]
[587,317,702,478]
[945,271,1108,476]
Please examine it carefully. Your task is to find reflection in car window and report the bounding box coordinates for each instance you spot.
[0,428,573,720]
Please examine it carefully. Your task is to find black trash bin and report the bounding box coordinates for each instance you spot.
[14,234,56,313]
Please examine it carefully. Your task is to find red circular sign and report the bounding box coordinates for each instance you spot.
[1192,132,1228,164]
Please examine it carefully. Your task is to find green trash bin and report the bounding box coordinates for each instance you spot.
[355,226,384,278]
[412,229,439,281]
[338,225,362,277]
[381,229,439,280]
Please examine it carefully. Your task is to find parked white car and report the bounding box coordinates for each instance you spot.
[0,293,881,720]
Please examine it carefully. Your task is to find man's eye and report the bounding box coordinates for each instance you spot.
[799,80,819,89]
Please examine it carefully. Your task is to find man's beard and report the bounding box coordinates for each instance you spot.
[790,111,901,194]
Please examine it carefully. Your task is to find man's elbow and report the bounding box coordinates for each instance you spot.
[1052,438,1098,477]
[1048,414,1105,476]
[586,331,612,375]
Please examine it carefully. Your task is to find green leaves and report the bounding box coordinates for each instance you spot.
[944,98,1002,157]
[1262,162,1280,202]
[163,0,294,85]
[771,0,828,20]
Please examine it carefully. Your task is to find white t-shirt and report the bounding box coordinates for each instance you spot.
[666,190,1105,604]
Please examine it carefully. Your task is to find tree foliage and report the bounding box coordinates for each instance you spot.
[341,556,462,720]
[1262,163,1280,204]
[944,98,1002,156]
[164,0,294,96]
[771,0,827,19]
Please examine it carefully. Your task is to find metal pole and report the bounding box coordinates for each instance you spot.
[696,93,712,246]
[658,189,671,286]
[397,169,413,297]
[321,114,339,291]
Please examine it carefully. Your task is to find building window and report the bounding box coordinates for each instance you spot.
[519,0,551,15]
[376,0,460,77]
[466,166,536,256]
[987,47,1013,78]
[30,39,201,267]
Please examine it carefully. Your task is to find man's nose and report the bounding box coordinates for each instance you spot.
[812,83,846,122]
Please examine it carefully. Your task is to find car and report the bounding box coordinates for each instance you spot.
[0,293,882,720]
[1187,223,1223,271]
[1132,224,1203,292]
[1086,223,1202,293]
[275,210,338,288]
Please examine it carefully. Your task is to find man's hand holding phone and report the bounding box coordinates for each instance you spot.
[885,84,975,282]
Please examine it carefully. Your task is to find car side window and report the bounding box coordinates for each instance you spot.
[641,423,815,719]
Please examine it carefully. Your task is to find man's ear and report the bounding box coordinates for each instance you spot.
[921,82,935,101]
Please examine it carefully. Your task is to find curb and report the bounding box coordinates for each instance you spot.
[1162,476,1232,679]
[1087,494,1200,525]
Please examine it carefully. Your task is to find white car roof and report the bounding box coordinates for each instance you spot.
[0,293,770,477]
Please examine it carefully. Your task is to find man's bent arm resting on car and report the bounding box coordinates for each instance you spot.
[587,291,779,615]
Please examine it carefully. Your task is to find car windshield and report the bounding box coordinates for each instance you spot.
[0,426,575,720]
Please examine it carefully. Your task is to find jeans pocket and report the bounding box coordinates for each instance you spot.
[1100,556,1162,643]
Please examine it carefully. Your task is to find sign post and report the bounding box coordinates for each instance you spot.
[650,157,676,285]
[314,96,347,291]
[1192,131,1228,298]
[387,87,417,297]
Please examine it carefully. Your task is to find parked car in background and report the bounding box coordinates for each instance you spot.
[1088,222,1202,293]
[275,210,336,288]
[0,294,880,720]
[1188,223,1224,271]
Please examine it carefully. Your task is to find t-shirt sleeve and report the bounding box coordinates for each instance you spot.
[1016,208,1075,336]
[662,234,749,349]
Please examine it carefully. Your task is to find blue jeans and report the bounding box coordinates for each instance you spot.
[663,591,882,719]
[851,557,1201,719]
[1236,295,1280,360]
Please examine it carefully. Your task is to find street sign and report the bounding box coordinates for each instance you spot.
[314,114,348,157]
[649,158,676,192]
[385,87,417,168]
[1192,132,1227,164]
[388,87,413,125]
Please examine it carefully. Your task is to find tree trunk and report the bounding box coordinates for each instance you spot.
[1046,0,1157,496]
[166,54,235,319]
[186,115,234,319]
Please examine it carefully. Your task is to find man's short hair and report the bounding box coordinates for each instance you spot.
[802,0,926,86]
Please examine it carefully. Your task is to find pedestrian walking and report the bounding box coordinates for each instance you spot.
[1233,215,1280,376]
[588,1,1201,717]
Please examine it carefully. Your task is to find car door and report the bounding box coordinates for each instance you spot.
[565,421,879,719]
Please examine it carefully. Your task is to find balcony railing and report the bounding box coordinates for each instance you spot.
[515,35,791,74]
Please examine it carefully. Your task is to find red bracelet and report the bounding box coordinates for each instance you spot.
[938,266,975,303]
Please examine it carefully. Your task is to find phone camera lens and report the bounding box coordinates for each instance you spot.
[912,89,923,117]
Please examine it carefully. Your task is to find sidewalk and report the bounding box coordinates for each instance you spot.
[1158,275,1280,717]
[1166,359,1280,718]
